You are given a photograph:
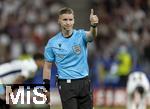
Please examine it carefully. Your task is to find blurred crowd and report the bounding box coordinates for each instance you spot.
[0,0,65,63]
[90,0,150,88]
[0,0,150,88]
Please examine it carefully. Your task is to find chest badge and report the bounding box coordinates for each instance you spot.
[72,45,81,55]
[58,43,62,48]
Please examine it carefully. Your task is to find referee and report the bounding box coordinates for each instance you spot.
[43,7,99,109]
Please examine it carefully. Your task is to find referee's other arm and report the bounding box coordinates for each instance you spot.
[43,61,52,104]
[43,61,52,81]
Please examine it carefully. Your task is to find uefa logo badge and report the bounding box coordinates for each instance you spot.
[72,45,81,55]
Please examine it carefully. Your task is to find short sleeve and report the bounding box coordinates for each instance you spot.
[79,29,87,43]
[44,41,55,62]
[79,29,93,43]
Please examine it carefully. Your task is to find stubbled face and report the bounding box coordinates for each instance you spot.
[58,14,74,31]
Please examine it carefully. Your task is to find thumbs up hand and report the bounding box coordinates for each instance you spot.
[90,9,99,26]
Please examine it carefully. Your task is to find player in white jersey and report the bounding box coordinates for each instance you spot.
[0,57,37,84]
[126,71,150,109]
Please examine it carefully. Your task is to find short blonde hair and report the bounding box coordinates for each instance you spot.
[58,7,74,16]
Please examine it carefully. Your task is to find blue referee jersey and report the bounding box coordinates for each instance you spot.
[44,29,92,79]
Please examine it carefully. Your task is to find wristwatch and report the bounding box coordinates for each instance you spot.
[91,23,97,28]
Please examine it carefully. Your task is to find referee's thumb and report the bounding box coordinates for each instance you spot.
[90,9,94,17]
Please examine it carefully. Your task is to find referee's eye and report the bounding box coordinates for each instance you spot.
[69,19,73,21]
[63,19,67,21]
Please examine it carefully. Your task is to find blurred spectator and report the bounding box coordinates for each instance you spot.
[0,55,37,84]
[115,44,132,87]
[103,43,132,88]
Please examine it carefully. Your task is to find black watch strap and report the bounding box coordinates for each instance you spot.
[43,79,50,91]
[91,24,97,28]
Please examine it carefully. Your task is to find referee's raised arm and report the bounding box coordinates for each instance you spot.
[86,9,99,41]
